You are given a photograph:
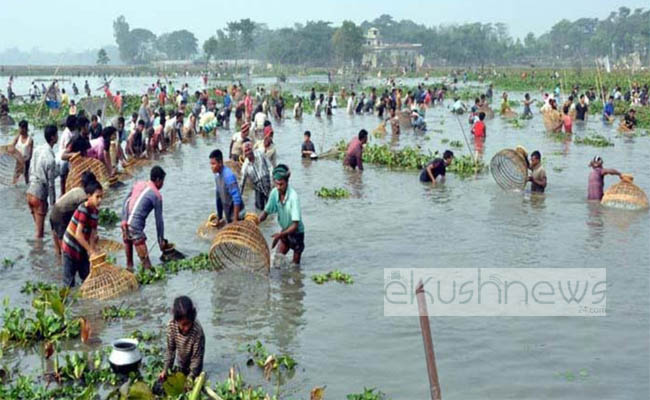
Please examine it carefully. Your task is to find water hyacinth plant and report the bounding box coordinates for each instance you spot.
[315,187,350,199]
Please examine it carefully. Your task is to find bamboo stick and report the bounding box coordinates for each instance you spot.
[416,280,442,400]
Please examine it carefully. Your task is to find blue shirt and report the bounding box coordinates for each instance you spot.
[604,102,614,117]
[224,94,232,109]
[214,166,243,221]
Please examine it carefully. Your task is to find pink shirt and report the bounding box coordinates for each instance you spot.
[87,137,106,162]
[562,114,572,133]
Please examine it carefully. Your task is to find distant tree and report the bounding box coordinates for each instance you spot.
[112,16,157,64]
[128,28,157,64]
[203,36,219,62]
[156,30,198,60]
[331,21,364,64]
[96,48,110,65]
[113,15,131,63]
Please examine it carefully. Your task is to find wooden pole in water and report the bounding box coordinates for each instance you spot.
[416,280,442,400]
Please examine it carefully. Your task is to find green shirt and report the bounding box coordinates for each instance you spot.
[264,186,304,233]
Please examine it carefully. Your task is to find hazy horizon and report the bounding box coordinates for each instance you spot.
[1,0,647,53]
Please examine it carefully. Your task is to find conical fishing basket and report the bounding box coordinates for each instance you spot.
[78,98,108,116]
[0,145,24,186]
[501,110,517,119]
[478,105,495,119]
[224,160,242,178]
[97,238,124,253]
[209,213,270,274]
[601,175,649,210]
[398,110,412,126]
[197,213,225,241]
[542,111,561,132]
[79,253,139,300]
[490,148,529,191]
[123,158,150,175]
[66,153,109,193]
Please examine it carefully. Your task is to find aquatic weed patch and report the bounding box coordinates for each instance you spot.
[312,270,354,285]
[574,134,614,147]
[98,209,120,228]
[135,253,213,285]
[315,187,350,199]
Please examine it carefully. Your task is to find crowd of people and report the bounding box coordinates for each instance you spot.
[4,71,646,380]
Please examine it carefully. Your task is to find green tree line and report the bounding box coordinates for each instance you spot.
[113,7,649,66]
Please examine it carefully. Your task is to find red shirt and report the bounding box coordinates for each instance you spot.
[62,203,98,260]
[472,120,486,138]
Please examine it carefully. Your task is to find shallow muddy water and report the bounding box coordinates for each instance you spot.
[1,79,649,399]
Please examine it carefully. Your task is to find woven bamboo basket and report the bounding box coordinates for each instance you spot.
[491,148,529,191]
[209,213,270,274]
[197,213,226,241]
[79,253,139,300]
[123,158,150,175]
[478,105,495,119]
[617,122,633,133]
[601,174,649,210]
[0,145,24,186]
[501,109,517,119]
[398,109,412,126]
[224,160,242,177]
[542,111,561,132]
[66,153,109,193]
[97,238,124,253]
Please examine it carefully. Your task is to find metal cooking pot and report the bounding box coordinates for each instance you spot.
[109,338,142,374]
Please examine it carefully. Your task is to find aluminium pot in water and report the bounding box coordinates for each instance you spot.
[109,338,142,374]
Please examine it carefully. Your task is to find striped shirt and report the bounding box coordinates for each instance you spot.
[164,319,205,379]
[62,203,98,261]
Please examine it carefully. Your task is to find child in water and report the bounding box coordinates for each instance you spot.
[160,296,205,381]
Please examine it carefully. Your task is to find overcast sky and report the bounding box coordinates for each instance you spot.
[0,0,647,52]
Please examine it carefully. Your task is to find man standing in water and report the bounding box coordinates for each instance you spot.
[121,166,168,271]
[240,142,272,210]
[528,151,547,193]
[258,164,305,265]
[26,125,58,238]
[587,156,621,201]
[420,150,454,186]
[210,149,244,223]
[575,94,588,122]
[343,129,368,171]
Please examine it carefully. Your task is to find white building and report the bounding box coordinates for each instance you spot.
[362,28,424,70]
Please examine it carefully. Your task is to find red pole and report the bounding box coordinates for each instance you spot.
[416,280,442,400]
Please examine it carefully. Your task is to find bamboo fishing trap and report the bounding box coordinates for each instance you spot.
[0,145,24,186]
[490,147,529,191]
[97,238,124,253]
[542,110,561,132]
[66,153,112,193]
[209,213,270,274]
[79,253,139,300]
[601,174,649,210]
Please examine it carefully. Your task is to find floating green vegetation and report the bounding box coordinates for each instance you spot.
[448,140,463,148]
[441,138,450,144]
[98,209,120,228]
[0,287,80,347]
[20,281,60,295]
[574,134,614,147]
[2,258,15,268]
[101,304,136,321]
[244,340,297,380]
[507,117,525,129]
[447,155,487,178]
[552,167,564,173]
[315,187,350,199]
[312,270,354,285]
[347,387,389,400]
[135,253,213,285]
